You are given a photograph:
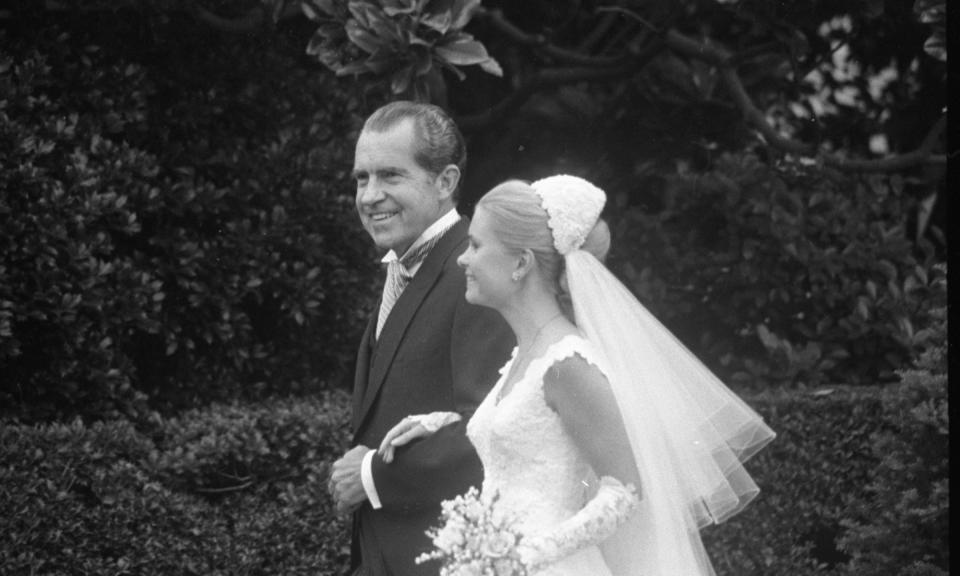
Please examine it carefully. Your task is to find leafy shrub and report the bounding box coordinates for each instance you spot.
[303,0,503,101]
[0,22,378,421]
[6,383,947,575]
[0,38,161,420]
[703,386,887,575]
[613,152,943,388]
[0,392,353,575]
[837,269,948,575]
[0,417,232,575]
[151,393,351,495]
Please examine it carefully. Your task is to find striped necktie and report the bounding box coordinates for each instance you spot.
[375,234,443,338]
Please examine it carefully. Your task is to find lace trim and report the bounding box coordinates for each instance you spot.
[409,411,462,432]
[531,175,606,255]
[525,334,609,385]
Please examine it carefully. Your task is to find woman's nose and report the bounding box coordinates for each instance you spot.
[456,249,468,268]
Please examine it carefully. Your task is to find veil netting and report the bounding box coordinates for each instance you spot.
[564,249,776,576]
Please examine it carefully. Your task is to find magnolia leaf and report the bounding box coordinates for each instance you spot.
[479,57,503,77]
[421,11,452,34]
[435,36,490,66]
[409,34,432,47]
[336,61,371,76]
[305,31,328,57]
[346,19,383,54]
[304,0,339,17]
[414,48,433,75]
[449,0,481,30]
[367,10,404,45]
[365,50,400,74]
[348,1,377,28]
[391,65,414,94]
[383,0,419,16]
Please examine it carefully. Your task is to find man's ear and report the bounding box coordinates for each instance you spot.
[435,164,461,201]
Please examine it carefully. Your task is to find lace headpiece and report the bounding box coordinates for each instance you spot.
[531,175,606,255]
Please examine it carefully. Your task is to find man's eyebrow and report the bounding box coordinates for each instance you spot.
[355,167,411,180]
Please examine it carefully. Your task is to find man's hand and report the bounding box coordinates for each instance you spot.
[328,445,371,516]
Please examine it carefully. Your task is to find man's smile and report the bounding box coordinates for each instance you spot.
[369,211,399,222]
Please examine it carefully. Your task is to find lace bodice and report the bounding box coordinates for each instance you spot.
[467,335,605,534]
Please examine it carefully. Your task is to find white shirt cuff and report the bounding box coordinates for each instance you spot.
[361,449,383,510]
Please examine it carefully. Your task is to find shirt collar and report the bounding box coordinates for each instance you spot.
[380,208,461,266]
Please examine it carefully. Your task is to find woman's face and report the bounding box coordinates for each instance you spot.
[457,207,519,309]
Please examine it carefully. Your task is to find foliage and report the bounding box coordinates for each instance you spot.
[304,0,502,101]
[610,151,943,388]
[151,393,351,495]
[0,417,232,574]
[0,392,352,575]
[0,20,378,421]
[703,386,888,575]
[914,0,947,61]
[5,385,940,575]
[837,268,948,575]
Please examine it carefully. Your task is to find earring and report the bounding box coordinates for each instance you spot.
[511,271,521,281]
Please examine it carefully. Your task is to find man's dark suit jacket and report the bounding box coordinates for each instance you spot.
[350,218,514,576]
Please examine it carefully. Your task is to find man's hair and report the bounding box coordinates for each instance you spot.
[363,101,467,186]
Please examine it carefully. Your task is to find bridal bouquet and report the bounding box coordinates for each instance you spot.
[416,487,529,576]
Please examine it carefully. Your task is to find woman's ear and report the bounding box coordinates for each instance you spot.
[515,248,536,280]
[435,164,461,201]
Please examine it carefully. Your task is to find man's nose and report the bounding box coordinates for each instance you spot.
[358,179,386,205]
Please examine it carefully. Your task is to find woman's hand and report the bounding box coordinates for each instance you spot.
[378,417,430,463]
[377,412,462,463]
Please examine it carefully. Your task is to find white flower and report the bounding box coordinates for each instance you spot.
[480,531,517,558]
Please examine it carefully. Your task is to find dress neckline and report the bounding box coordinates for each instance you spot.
[495,333,584,407]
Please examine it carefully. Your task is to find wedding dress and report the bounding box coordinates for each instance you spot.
[467,334,623,576]
[399,175,774,575]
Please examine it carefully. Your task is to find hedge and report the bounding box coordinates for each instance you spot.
[1,381,948,575]
[612,153,944,389]
[1,22,378,422]
[1,392,352,575]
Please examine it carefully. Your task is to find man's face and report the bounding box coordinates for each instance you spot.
[353,119,448,254]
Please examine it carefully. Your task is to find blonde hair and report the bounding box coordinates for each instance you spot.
[476,180,610,297]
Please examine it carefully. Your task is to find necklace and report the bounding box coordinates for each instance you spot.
[497,313,565,404]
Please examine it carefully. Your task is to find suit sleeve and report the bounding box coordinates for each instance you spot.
[369,272,514,513]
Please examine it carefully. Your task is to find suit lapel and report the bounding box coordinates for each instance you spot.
[355,219,468,431]
[352,316,376,432]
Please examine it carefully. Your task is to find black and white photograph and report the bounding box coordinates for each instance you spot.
[0,1,948,575]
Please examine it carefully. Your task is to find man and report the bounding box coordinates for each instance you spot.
[328,101,513,576]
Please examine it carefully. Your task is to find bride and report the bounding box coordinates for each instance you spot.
[378,175,775,575]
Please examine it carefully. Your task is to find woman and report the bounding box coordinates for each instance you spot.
[379,175,775,575]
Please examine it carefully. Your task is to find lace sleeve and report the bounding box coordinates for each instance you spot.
[518,475,640,571]
[408,411,462,432]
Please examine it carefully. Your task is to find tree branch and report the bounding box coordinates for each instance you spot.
[477,8,627,68]
[188,1,303,34]
[457,43,663,130]
[189,4,267,33]
[821,116,947,172]
[663,29,947,173]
